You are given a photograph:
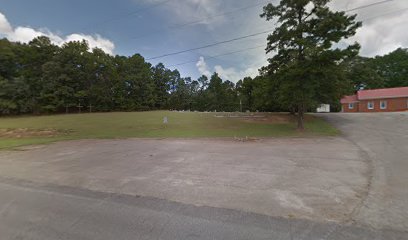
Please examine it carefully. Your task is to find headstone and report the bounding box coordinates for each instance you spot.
[163,116,168,124]
[77,103,83,113]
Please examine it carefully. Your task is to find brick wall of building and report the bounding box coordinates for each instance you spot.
[342,97,408,112]
[341,102,360,113]
[359,97,408,112]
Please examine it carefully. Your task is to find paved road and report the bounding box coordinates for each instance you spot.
[0,113,407,239]
[0,177,406,240]
[320,112,408,231]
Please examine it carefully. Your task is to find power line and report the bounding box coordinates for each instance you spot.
[360,7,408,21]
[130,0,390,41]
[136,0,392,40]
[167,45,266,68]
[146,29,273,60]
[131,0,271,40]
[165,5,406,70]
[146,0,398,61]
[345,0,393,12]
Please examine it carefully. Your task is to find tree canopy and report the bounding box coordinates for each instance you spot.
[0,37,246,115]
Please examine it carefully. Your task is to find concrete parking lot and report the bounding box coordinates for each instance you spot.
[0,113,407,239]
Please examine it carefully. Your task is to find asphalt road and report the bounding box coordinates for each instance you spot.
[320,112,408,231]
[0,113,407,239]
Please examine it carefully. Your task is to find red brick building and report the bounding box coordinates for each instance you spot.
[340,87,408,113]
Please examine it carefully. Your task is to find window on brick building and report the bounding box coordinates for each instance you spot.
[368,102,374,110]
[348,103,354,109]
[380,101,387,109]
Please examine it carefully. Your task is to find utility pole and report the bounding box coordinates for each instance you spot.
[240,99,243,112]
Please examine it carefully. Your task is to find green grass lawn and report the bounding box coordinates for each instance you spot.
[0,111,338,149]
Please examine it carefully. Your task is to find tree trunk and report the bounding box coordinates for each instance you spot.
[290,106,296,115]
[297,104,305,131]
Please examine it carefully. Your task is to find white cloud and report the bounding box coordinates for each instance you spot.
[352,11,408,56]
[8,27,48,43]
[214,65,258,83]
[196,56,259,83]
[0,12,115,55]
[65,34,115,55]
[0,13,12,33]
[330,0,408,57]
[196,56,212,76]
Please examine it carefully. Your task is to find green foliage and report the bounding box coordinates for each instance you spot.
[206,73,238,111]
[371,48,408,88]
[261,0,361,129]
[344,57,384,91]
[0,37,240,114]
[343,48,408,91]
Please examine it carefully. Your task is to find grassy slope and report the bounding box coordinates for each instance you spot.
[0,111,338,149]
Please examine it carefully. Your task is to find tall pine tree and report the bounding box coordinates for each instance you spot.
[261,0,361,129]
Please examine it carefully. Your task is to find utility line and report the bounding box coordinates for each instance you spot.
[131,0,271,40]
[145,0,397,61]
[146,29,273,60]
[345,0,393,12]
[167,45,267,68]
[73,0,390,38]
[177,3,405,67]
[135,0,390,41]
[170,6,407,68]
[360,6,408,21]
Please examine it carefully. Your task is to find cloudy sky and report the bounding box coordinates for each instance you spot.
[1,0,407,82]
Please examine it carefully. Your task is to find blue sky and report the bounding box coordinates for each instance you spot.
[1,0,408,82]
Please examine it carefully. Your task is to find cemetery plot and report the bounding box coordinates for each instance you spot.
[0,111,338,149]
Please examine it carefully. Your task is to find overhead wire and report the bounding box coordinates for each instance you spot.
[145,0,397,61]
[167,44,267,68]
[162,0,403,67]
[131,0,271,40]
[146,29,273,60]
[345,0,393,12]
[360,6,408,21]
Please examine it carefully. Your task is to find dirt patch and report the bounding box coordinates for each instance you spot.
[0,128,71,138]
[241,114,293,124]
[215,113,316,124]
[233,136,260,142]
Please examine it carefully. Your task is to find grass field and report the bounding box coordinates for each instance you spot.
[0,111,338,149]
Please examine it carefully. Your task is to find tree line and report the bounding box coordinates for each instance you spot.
[0,36,407,116]
[0,36,238,115]
[0,35,291,115]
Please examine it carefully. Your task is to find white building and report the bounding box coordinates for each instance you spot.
[316,104,330,113]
